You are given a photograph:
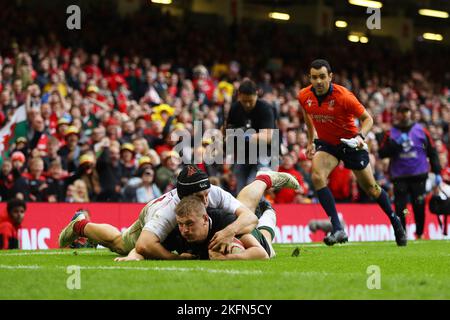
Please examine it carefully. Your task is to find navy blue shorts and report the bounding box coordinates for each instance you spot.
[314,139,369,170]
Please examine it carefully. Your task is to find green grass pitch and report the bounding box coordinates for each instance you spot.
[1,240,449,300]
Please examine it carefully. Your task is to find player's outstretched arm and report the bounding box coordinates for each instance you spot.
[114,248,144,262]
[135,230,195,260]
[208,205,257,252]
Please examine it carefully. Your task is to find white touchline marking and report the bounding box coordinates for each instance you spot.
[277,244,325,247]
[0,265,42,269]
[0,264,262,275]
[0,265,370,278]
[276,241,441,248]
[276,243,367,247]
[1,240,447,256]
[281,271,332,277]
[0,250,101,256]
[56,266,263,275]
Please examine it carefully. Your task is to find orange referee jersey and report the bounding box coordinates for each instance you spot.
[298,83,365,145]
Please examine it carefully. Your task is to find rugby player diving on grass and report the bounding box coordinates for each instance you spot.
[117,190,277,261]
[59,165,299,260]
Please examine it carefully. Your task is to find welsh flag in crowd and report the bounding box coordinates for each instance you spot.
[0,105,28,156]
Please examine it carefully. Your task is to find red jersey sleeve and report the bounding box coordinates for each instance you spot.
[344,91,365,118]
[297,90,305,107]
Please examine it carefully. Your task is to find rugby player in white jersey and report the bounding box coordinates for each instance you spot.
[59,165,299,260]
[118,197,278,261]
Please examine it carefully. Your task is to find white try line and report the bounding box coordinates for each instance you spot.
[0,265,42,269]
[281,271,333,277]
[0,249,101,256]
[276,243,368,247]
[0,264,262,275]
[0,265,359,277]
[60,266,263,275]
[277,240,450,248]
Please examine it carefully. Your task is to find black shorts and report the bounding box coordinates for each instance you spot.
[314,139,369,170]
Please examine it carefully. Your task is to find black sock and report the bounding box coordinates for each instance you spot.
[317,187,343,232]
[376,190,400,226]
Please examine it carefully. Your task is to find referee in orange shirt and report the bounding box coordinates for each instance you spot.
[298,59,407,246]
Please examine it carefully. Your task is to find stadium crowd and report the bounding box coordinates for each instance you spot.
[0,2,449,204]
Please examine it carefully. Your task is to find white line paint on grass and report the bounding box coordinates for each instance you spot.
[0,264,262,275]
[0,250,101,256]
[0,265,42,269]
[276,241,440,248]
[57,265,263,275]
[1,240,447,256]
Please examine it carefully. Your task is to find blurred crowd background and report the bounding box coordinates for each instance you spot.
[0,1,449,204]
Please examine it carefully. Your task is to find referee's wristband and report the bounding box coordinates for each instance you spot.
[357,133,366,140]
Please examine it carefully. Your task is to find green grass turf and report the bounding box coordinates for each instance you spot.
[1,240,449,299]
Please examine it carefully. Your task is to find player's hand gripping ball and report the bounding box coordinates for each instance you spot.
[227,237,245,254]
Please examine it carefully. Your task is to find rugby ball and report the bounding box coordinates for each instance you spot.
[228,238,245,254]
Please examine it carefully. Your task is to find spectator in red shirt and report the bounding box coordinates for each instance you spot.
[84,54,103,79]
[275,154,309,203]
[0,199,26,249]
[106,64,127,93]
[154,124,177,156]
[193,65,215,104]
[0,108,6,128]
[53,118,70,147]
[86,85,112,114]
[11,151,26,174]
[438,148,450,183]
[167,72,180,99]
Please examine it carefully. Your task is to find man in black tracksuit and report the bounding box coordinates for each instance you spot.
[226,79,277,193]
[96,143,124,202]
